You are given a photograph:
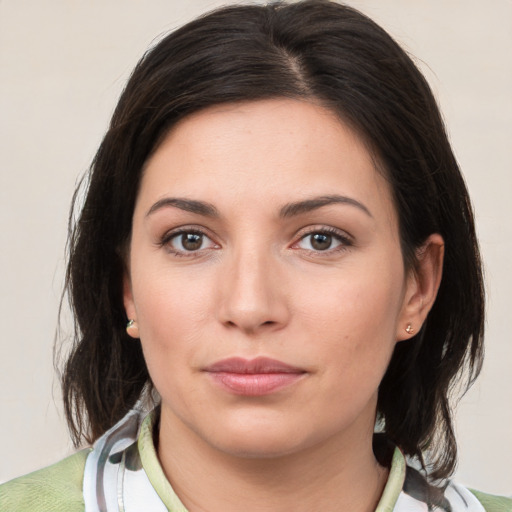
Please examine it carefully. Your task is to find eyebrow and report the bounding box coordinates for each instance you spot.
[146,198,219,218]
[146,194,372,219]
[279,195,372,218]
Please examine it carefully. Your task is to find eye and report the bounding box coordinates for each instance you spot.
[163,229,217,255]
[294,228,352,253]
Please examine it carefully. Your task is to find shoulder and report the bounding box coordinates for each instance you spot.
[0,449,90,512]
[469,489,512,512]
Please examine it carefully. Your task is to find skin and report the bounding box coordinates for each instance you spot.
[124,99,444,512]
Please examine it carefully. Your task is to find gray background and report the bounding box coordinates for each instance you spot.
[1,0,511,494]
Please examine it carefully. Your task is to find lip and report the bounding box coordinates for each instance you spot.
[203,357,307,396]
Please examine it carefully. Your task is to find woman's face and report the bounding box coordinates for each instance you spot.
[124,99,421,458]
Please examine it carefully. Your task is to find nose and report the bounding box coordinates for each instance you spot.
[216,245,290,335]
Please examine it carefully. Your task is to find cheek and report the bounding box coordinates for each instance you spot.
[295,258,405,375]
[130,262,216,384]
[133,257,212,332]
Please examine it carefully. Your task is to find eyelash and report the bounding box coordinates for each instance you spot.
[159,227,217,257]
[293,226,353,256]
[158,226,353,258]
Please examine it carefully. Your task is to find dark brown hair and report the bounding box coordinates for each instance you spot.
[60,0,484,480]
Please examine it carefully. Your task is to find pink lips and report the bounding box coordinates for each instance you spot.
[203,357,306,396]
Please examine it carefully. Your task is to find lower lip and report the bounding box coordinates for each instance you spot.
[208,372,305,396]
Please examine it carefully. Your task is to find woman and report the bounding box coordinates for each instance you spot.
[1,1,510,510]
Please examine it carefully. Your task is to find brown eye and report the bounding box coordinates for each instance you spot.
[295,230,348,253]
[165,230,216,254]
[181,233,203,251]
[310,233,332,250]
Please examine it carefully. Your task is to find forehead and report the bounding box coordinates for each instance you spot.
[139,99,395,224]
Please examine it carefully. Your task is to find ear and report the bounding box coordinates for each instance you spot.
[396,233,444,341]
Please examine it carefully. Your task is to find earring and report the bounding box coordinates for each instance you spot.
[405,324,414,335]
[126,319,139,338]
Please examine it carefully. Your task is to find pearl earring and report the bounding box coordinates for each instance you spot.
[126,319,139,338]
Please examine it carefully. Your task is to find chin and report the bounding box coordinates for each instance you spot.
[197,418,323,460]
[213,434,306,459]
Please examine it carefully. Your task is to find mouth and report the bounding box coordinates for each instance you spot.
[203,357,307,396]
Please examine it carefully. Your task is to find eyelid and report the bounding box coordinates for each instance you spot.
[159,225,220,256]
[160,225,210,243]
[290,225,354,253]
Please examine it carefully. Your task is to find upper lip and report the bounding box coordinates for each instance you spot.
[203,357,306,374]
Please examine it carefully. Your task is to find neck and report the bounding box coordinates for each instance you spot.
[157,408,389,512]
